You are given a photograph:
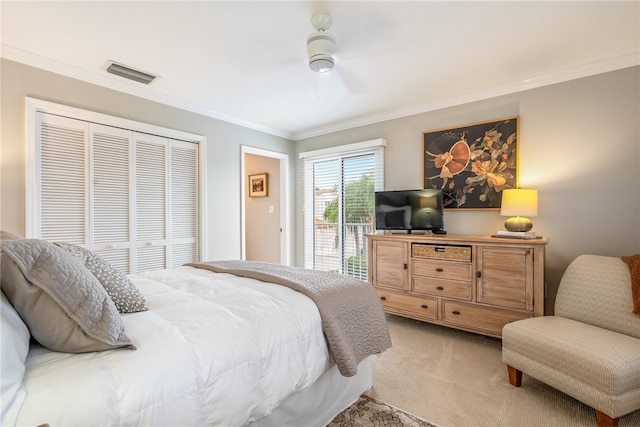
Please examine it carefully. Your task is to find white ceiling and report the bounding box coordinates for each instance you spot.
[2,1,639,140]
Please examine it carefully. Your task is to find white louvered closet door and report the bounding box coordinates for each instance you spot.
[34,112,200,274]
[133,135,199,271]
[169,140,199,267]
[134,133,168,272]
[36,113,89,243]
[91,124,132,273]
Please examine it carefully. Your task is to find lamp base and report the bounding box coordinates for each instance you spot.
[504,216,533,232]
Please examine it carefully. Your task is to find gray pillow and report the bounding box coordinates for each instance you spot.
[0,231,24,241]
[54,242,147,313]
[0,239,134,353]
[0,232,24,266]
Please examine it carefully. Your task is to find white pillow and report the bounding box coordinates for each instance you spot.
[0,292,30,426]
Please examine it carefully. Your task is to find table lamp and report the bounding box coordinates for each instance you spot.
[500,189,538,232]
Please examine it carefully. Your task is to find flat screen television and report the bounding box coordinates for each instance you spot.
[375,189,444,234]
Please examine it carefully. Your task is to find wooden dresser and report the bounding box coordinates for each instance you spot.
[366,233,549,338]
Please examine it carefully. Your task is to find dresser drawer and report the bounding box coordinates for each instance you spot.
[412,243,471,262]
[376,290,437,320]
[412,276,472,300]
[442,301,531,336]
[412,258,473,281]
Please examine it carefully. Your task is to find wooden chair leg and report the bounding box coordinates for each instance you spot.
[507,365,522,387]
[595,410,618,427]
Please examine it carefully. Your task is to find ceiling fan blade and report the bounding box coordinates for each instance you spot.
[306,64,365,99]
[332,63,366,95]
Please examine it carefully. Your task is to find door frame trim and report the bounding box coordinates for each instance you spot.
[240,145,290,265]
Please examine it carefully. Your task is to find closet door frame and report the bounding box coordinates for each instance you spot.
[25,96,208,263]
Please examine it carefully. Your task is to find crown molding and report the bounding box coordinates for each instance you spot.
[290,52,640,141]
[0,44,291,140]
[3,44,637,142]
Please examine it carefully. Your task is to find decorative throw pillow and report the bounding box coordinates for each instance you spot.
[54,242,147,313]
[0,239,135,353]
[0,292,29,426]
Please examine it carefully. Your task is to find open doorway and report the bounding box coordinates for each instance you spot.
[241,146,290,265]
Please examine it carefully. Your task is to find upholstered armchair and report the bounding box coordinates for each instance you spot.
[502,255,640,427]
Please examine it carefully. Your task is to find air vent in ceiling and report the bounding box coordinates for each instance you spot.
[104,61,159,85]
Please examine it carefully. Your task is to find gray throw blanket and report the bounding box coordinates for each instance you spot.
[186,260,392,377]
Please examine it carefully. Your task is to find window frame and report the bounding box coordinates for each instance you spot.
[300,139,385,275]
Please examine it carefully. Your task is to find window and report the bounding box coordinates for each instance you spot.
[26,98,206,274]
[301,139,385,279]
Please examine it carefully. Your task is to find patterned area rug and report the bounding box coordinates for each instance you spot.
[327,395,438,427]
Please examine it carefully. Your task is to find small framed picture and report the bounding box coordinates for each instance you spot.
[248,173,268,197]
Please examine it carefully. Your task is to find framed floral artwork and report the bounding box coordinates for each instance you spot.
[423,116,519,209]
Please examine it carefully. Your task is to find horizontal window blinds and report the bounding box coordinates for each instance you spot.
[342,154,378,279]
[302,142,384,278]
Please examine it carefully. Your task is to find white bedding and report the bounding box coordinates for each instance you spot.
[15,266,333,426]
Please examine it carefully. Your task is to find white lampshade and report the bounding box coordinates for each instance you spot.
[500,189,538,217]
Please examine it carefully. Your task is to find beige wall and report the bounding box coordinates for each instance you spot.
[245,154,281,263]
[294,66,640,313]
[0,59,294,262]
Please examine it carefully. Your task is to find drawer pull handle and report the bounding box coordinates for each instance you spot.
[436,268,444,272]
[452,310,461,315]
[380,296,387,301]
[435,247,445,252]
[436,286,444,291]
[477,271,482,278]
[421,304,429,309]
[403,263,408,270]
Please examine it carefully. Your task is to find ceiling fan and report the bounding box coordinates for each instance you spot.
[307,14,336,73]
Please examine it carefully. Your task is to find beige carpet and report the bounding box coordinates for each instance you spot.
[365,314,640,427]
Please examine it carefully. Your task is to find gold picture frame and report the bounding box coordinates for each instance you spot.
[423,116,519,209]
[248,173,268,197]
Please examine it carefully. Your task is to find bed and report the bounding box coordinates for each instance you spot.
[1,236,391,426]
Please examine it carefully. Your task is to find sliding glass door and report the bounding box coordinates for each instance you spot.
[303,145,383,279]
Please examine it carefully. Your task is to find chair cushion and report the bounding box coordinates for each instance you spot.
[503,316,640,396]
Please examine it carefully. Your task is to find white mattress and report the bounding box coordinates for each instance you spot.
[16,266,332,426]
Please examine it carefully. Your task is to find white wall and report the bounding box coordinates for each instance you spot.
[294,66,640,312]
[0,59,295,262]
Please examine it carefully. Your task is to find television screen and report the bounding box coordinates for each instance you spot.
[375,189,444,233]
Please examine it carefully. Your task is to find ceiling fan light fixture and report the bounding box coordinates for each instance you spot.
[309,54,334,73]
[307,30,336,73]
